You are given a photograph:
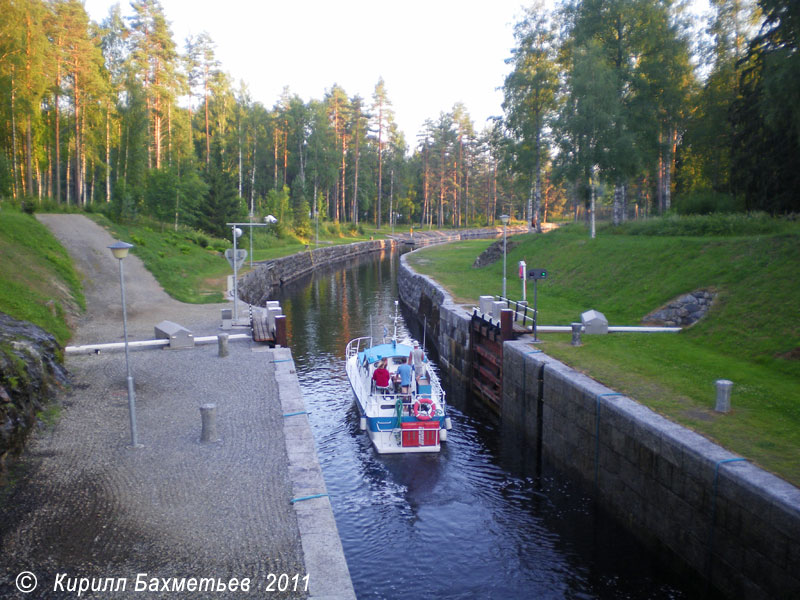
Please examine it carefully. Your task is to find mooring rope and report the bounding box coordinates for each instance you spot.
[290,493,329,504]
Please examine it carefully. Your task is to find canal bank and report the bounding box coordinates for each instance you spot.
[239,239,397,306]
[0,214,354,599]
[397,251,800,599]
[238,225,530,306]
[273,247,700,599]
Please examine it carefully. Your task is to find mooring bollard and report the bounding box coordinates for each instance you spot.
[571,322,583,346]
[218,333,229,357]
[715,379,733,413]
[200,403,220,442]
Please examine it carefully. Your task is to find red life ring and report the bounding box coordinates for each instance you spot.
[413,398,436,421]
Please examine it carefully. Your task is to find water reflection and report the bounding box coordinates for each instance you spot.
[274,249,696,600]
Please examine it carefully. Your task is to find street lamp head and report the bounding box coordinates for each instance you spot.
[500,214,510,225]
[108,240,134,260]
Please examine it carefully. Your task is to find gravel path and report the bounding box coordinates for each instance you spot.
[0,215,307,598]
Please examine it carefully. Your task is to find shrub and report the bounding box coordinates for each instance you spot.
[674,190,744,215]
[19,198,37,215]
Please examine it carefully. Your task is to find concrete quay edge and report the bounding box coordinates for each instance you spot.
[267,346,356,600]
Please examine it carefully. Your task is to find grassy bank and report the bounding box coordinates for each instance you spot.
[406,217,800,485]
[90,214,394,304]
[0,209,84,345]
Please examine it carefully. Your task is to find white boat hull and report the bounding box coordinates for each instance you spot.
[345,336,449,455]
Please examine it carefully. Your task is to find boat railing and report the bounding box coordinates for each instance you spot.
[345,336,373,361]
[366,389,447,417]
[423,369,446,406]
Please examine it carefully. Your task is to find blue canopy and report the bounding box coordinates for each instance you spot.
[358,341,414,365]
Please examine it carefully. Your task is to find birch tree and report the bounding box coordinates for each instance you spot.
[502,2,559,231]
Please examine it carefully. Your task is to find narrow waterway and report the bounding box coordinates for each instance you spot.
[275,249,694,600]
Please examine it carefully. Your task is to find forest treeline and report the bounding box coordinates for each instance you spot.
[0,0,797,239]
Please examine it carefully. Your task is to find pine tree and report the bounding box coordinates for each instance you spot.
[199,141,242,238]
[371,78,395,228]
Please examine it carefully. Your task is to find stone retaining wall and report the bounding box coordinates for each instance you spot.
[238,239,395,306]
[392,225,529,248]
[397,253,472,388]
[642,288,716,327]
[399,254,800,600]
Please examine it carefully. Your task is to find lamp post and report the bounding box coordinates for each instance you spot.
[227,218,275,325]
[500,214,509,298]
[108,241,141,448]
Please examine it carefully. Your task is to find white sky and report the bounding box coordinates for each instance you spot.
[83,0,712,146]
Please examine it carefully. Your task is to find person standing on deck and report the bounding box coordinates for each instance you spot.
[410,342,426,381]
[396,358,413,394]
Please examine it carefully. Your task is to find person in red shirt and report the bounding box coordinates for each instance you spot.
[372,358,391,392]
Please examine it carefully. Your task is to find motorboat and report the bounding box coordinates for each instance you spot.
[345,302,451,453]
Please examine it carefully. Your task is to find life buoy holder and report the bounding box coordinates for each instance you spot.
[413,398,436,421]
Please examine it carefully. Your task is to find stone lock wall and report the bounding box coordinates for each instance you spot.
[238,239,396,306]
[399,254,800,600]
[501,340,800,600]
[397,253,472,389]
[396,224,530,248]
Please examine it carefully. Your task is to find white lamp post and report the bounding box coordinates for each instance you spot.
[500,214,510,298]
[108,240,141,448]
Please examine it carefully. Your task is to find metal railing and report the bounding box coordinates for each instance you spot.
[493,296,537,330]
[345,336,373,361]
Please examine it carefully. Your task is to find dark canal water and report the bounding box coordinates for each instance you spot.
[275,249,696,600]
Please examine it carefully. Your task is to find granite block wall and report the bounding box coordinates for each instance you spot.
[238,239,395,306]
[503,339,800,600]
[397,252,472,387]
[398,251,800,599]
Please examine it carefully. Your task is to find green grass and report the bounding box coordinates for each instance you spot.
[89,214,395,304]
[406,216,800,485]
[0,209,85,345]
[88,214,233,303]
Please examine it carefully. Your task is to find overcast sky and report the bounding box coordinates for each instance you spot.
[83,0,712,146]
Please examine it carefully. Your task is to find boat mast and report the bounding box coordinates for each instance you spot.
[393,300,399,342]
